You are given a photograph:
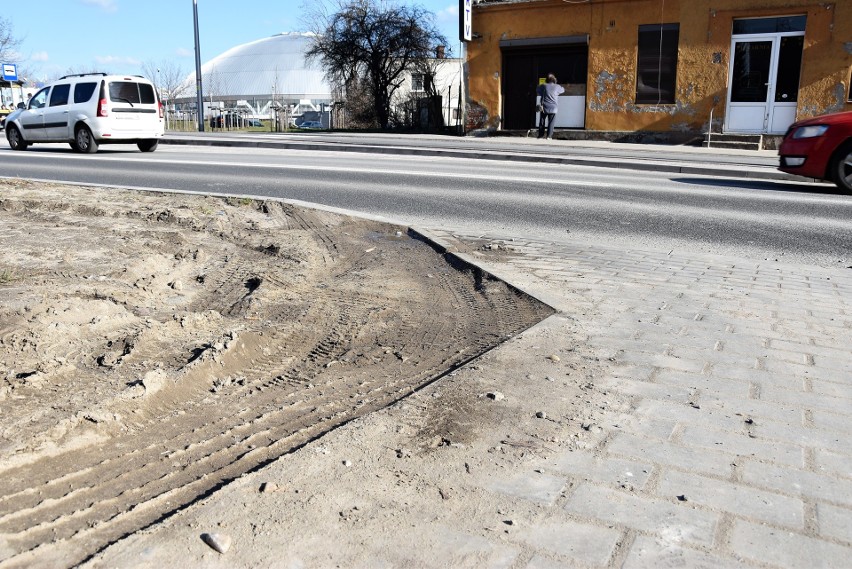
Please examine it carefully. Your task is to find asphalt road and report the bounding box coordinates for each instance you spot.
[1,142,850,268]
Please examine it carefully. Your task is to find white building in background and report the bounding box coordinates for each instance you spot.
[177,31,464,129]
[397,54,464,130]
[177,32,332,122]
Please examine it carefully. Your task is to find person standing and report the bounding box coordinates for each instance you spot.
[536,74,564,140]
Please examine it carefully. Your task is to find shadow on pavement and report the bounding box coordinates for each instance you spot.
[672,177,846,196]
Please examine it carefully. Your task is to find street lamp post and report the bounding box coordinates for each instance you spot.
[193,0,205,132]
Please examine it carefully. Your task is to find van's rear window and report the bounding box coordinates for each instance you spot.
[108,82,156,104]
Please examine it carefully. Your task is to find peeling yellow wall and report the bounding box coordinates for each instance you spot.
[468,0,852,132]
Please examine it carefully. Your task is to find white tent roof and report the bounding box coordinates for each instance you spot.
[185,32,331,100]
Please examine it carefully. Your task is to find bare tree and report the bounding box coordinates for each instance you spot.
[304,0,448,129]
[0,17,22,63]
[141,59,191,101]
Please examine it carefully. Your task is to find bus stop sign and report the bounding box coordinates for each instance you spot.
[2,64,18,82]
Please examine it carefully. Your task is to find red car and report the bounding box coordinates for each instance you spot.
[779,110,852,192]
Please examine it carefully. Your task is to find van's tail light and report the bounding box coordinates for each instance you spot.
[97,81,108,117]
[158,102,164,118]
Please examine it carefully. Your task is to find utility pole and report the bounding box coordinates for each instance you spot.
[193,0,205,132]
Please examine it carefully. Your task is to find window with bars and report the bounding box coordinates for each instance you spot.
[411,73,425,92]
[635,23,680,105]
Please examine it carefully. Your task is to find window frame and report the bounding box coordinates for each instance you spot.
[635,23,680,105]
[848,68,852,103]
[108,81,156,105]
[29,87,50,109]
[73,82,98,104]
[411,73,425,93]
[48,84,71,107]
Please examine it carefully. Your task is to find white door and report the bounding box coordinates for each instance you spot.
[726,33,804,134]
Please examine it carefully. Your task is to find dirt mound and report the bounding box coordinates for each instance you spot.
[0,179,552,567]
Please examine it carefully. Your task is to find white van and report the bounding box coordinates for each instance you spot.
[5,73,164,153]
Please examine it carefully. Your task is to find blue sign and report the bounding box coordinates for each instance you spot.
[2,63,17,81]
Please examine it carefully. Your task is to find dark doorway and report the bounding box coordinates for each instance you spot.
[501,44,588,130]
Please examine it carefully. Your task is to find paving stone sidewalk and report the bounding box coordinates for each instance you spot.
[446,233,852,568]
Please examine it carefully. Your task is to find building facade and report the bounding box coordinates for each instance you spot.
[467,0,852,137]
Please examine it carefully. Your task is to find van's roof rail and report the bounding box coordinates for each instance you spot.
[58,72,108,79]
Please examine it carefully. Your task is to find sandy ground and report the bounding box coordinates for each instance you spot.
[0,179,559,567]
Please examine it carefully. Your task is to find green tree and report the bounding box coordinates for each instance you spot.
[305,0,448,129]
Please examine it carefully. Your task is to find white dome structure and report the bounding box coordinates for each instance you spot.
[177,32,332,120]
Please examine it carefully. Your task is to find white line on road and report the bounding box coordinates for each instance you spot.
[0,148,618,189]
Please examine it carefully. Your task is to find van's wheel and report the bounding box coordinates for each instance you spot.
[74,125,98,154]
[137,139,159,152]
[6,126,28,150]
[829,141,852,193]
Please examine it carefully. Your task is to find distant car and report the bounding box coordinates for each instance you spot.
[778,110,852,192]
[298,121,323,129]
[245,118,263,127]
[5,72,164,153]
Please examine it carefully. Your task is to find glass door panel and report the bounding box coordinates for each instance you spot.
[730,40,772,103]
[775,35,803,103]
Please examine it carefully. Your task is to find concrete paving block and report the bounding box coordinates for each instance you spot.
[658,470,804,528]
[730,519,852,568]
[814,449,852,480]
[604,378,696,404]
[622,535,744,569]
[653,370,752,400]
[809,335,852,352]
[607,433,735,478]
[632,398,754,433]
[614,352,707,375]
[488,471,567,505]
[700,398,804,428]
[678,425,805,468]
[759,346,823,367]
[564,484,719,546]
[816,502,852,544]
[770,339,851,362]
[809,378,852,401]
[742,462,852,507]
[759,385,852,415]
[753,422,849,457]
[548,452,653,491]
[609,412,679,441]
[810,409,852,433]
[760,354,850,378]
[710,364,805,390]
[514,521,621,567]
[704,363,788,385]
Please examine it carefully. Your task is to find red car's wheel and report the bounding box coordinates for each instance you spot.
[829,140,852,193]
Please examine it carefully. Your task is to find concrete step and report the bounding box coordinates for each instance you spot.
[704,133,763,151]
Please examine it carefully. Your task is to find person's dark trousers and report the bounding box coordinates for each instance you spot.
[538,112,556,139]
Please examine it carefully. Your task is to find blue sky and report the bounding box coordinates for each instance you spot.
[7,0,463,84]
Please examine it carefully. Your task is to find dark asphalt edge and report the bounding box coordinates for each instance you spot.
[406,226,564,311]
[161,135,812,183]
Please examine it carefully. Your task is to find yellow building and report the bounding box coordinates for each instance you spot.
[466,0,852,140]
